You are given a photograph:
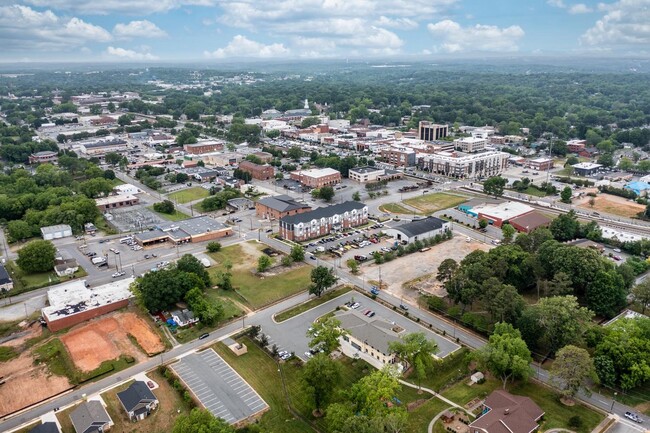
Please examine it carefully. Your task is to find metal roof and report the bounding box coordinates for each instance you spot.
[391,217,447,238]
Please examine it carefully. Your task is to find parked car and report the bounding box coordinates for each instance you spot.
[111,271,126,278]
[399,304,409,311]
[351,302,361,309]
[199,333,210,340]
[110,248,120,254]
[624,412,643,423]
[370,287,380,295]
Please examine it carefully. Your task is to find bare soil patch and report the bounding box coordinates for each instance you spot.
[61,312,163,372]
[576,194,644,218]
[0,349,71,417]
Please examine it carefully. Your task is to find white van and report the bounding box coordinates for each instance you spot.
[119,236,133,244]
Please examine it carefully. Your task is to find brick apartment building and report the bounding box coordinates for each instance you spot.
[255,195,312,220]
[290,168,342,188]
[380,147,416,167]
[279,201,368,242]
[238,160,275,180]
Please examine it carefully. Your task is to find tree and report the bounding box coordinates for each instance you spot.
[136,268,205,312]
[79,177,113,198]
[176,254,211,287]
[117,113,134,126]
[309,266,337,297]
[533,295,594,353]
[257,255,272,272]
[172,408,234,433]
[477,322,533,389]
[550,345,596,402]
[319,186,335,202]
[307,316,345,354]
[104,152,122,166]
[501,223,516,245]
[478,219,488,230]
[153,199,175,214]
[352,191,361,201]
[206,241,221,253]
[346,259,359,274]
[266,129,281,139]
[218,260,233,291]
[588,197,596,208]
[436,258,458,285]
[290,244,305,262]
[486,284,526,324]
[107,102,116,113]
[16,240,56,273]
[585,270,626,318]
[301,353,341,414]
[632,280,650,314]
[560,186,573,203]
[6,220,34,242]
[287,146,303,160]
[184,287,223,325]
[388,332,438,389]
[483,176,507,198]
[350,367,401,416]
[549,210,580,241]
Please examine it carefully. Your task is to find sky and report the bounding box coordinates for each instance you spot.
[0,0,649,63]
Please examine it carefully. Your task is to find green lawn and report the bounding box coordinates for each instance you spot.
[167,187,210,204]
[418,348,471,393]
[403,193,467,214]
[3,261,88,297]
[379,203,421,215]
[522,186,548,197]
[0,346,18,362]
[147,206,191,222]
[208,243,311,309]
[274,286,352,322]
[441,376,501,407]
[405,398,450,433]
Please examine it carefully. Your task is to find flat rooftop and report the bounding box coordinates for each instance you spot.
[349,166,384,174]
[292,167,340,178]
[43,277,134,321]
[474,201,534,221]
[572,162,603,170]
[95,194,138,206]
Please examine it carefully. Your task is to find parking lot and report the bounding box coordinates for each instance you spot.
[303,221,398,259]
[170,349,268,424]
[265,291,460,361]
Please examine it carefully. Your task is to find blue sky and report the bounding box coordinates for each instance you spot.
[0,0,648,62]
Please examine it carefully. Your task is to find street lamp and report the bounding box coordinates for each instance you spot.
[610,392,617,413]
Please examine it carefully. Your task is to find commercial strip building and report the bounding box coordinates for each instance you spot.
[41,224,73,240]
[183,141,224,154]
[572,162,603,177]
[80,139,128,156]
[238,160,275,180]
[95,194,140,211]
[508,211,553,233]
[42,278,134,332]
[279,201,368,242]
[255,194,311,220]
[348,166,403,183]
[133,216,233,247]
[384,217,450,244]
[418,121,448,141]
[418,150,509,179]
[290,168,342,188]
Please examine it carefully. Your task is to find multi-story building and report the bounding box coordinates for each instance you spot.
[255,195,311,220]
[80,139,128,156]
[528,158,554,171]
[418,121,448,141]
[279,201,368,242]
[290,168,341,188]
[28,151,58,164]
[380,147,416,167]
[348,167,403,183]
[454,137,487,153]
[183,141,224,154]
[418,151,509,179]
[238,160,275,180]
[567,139,587,153]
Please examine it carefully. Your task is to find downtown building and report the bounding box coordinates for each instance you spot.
[418,150,509,179]
[279,201,368,242]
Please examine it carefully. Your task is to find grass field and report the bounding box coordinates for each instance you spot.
[405,398,450,433]
[101,370,192,433]
[403,192,467,214]
[3,261,88,297]
[208,243,311,309]
[147,206,191,222]
[56,404,77,433]
[418,348,471,392]
[167,187,210,204]
[379,203,421,215]
[274,286,352,322]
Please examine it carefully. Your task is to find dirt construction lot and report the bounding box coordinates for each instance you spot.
[576,193,645,218]
[360,236,491,304]
[61,312,164,372]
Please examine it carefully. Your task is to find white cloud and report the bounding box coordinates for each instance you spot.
[113,20,167,38]
[106,46,159,60]
[427,20,525,53]
[547,0,566,8]
[22,0,220,15]
[375,15,418,29]
[581,0,650,46]
[203,35,290,58]
[0,5,111,50]
[568,3,594,13]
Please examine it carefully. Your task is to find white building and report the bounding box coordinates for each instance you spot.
[454,137,487,153]
[384,217,451,244]
[348,166,403,183]
[113,184,142,195]
[41,224,73,240]
[419,151,509,179]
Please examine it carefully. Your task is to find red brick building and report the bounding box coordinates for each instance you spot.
[29,151,58,164]
[290,168,341,188]
[183,141,224,154]
[255,195,311,220]
[95,194,140,211]
[239,160,275,180]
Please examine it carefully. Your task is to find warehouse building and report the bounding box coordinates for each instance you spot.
[41,224,73,240]
[42,278,134,332]
[134,216,233,247]
[96,194,140,211]
[384,217,451,244]
[470,201,534,228]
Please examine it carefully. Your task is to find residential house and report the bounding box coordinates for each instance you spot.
[469,390,544,433]
[116,381,159,422]
[29,423,60,433]
[54,258,79,277]
[0,264,14,292]
[69,401,113,433]
[170,309,199,327]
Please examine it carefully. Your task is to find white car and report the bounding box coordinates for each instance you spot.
[625,412,643,423]
[351,302,361,309]
[111,271,126,278]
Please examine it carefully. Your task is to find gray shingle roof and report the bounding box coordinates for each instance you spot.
[392,216,446,238]
[0,264,12,286]
[29,422,60,433]
[336,310,401,355]
[280,201,366,225]
[70,401,111,433]
[117,381,157,413]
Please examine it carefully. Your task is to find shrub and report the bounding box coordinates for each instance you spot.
[568,416,583,428]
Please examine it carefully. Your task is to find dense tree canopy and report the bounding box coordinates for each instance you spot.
[16,240,56,273]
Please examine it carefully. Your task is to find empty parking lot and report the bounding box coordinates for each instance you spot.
[171,349,268,424]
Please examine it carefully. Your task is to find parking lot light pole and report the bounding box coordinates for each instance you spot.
[610,392,617,413]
